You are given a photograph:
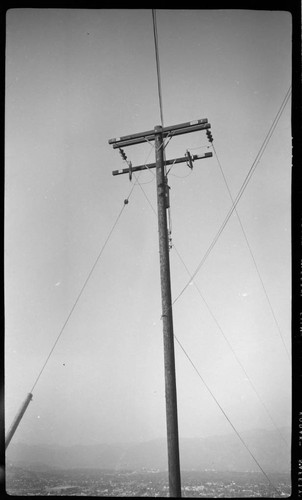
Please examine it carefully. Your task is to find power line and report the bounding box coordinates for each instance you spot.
[174,335,282,496]
[6,144,157,449]
[172,245,290,450]
[136,177,290,450]
[30,144,157,394]
[212,141,291,361]
[134,174,283,495]
[119,82,291,491]
[30,193,133,393]
[152,9,164,127]
[112,93,290,490]
[169,169,193,179]
[172,86,291,308]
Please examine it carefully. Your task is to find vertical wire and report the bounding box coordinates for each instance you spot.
[152,9,164,128]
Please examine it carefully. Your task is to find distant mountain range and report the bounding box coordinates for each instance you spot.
[6,427,290,473]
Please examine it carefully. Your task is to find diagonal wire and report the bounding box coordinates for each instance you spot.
[144,131,174,153]
[172,86,291,310]
[136,176,290,450]
[30,189,135,393]
[174,335,281,496]
[173,245,290,449]
[212,140,291,361]
[149,13,289,482]
[134,174,284,494]
[30,144,156,394]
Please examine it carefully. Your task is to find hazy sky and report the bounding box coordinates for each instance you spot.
[5,8,291,453]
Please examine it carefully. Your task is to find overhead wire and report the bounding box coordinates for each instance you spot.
[152,9,164,127]
[30,143,156,394]
[10,11,289,491]
[134,179,286,489]
[166,157,178,176]
[174,335,282,496]
[134,183,285,494]
[149,7,176,251]
[30,188,134,393]
[172,86,291,310]
[168,168,194,179]
[172,245,290,449]
[136,175,290,450]
[212,140,291,361]
[188,145,211,151]
[144,131,174,153]
[147,11,288,487]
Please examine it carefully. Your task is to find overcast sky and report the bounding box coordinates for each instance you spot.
[5,8,291,455]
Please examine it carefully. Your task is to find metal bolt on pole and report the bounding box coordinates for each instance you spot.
[155,126,181,497]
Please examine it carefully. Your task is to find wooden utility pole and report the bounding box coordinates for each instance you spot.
[109,118,212,497]
[154,125,181,497]
[5,393,33,449]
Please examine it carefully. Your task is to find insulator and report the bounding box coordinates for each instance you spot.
[128,161,132,182]
[206,130,213,142]
[185,150,194,169]
[119,148,127,160]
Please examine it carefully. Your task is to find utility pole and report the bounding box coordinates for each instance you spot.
[109,118,212,498]
[5,393,33,449]
[155,125,181,497]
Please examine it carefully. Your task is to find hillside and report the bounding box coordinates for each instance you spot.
[6,428,291,473]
